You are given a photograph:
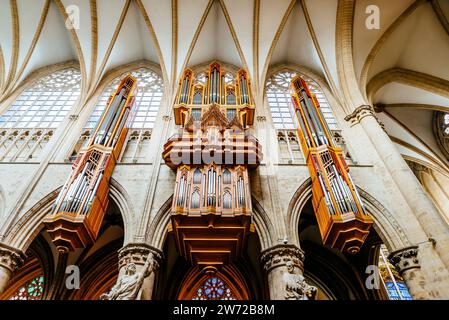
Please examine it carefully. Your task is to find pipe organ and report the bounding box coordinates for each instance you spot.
[44,75,137,253]
[173,62,254,128]
[164,62,261,268]
[290,76,373,254]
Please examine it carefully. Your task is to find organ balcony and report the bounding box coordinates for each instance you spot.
[291,76,373,254]
[43,75,137,253]
[165,62,261,268]
[171,165,253,266]
[163,104,262,170]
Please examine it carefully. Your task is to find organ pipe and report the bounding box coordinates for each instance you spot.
[168,62,260,267]
[44,75,137,253]
[290,75,373,254]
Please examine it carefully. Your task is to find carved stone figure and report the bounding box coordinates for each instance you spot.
[101,253,154,300]
[283,261,317,300]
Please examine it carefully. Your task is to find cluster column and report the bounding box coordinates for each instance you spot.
[261,244,317,300]
[388,246,429,299]
[0,243,26,294]
[345,106,449,268]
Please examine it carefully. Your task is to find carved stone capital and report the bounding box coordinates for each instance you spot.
[0,243,26,273]
[163,115,171,122]
[261,244,305,273]
[344,105,376,126]
[256,116,266,122]
[118,243,163,271]
[388,246,420,274]
[69,114,79,121]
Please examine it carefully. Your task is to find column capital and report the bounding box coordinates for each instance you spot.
[0,243,26,273]
[388,245,420,274]
[344,105,376,126]
[260,244,305,273]
[118,243,163,271]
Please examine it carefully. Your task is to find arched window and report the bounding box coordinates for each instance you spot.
[0,68,81,129]
[86,68,163,129]
[191,276,236,300]
[8,275,44,300]
[0,68,81,162]
[435,112,449,160]
[266,70,337,130]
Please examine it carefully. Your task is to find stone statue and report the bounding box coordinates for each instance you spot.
[283,261,317,300]
[101,253,154,300]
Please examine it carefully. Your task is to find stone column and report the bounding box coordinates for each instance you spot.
[117,243,163,300]
[345,106,449,269]
[0,243,26,294]
[261,244,316,300]
[388,246,429,300]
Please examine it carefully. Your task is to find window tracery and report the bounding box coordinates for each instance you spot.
[8,276,44,300]
[266,70,337,130]
[191,276,236,300]
[85,68,163,130]
[0,68,81,162]
[0,68,81,129]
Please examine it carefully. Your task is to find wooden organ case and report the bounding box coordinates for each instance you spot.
[290,76,373,254]
[44,75,137,253]
[164,62,261,268]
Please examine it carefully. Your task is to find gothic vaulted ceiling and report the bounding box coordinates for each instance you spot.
[1,0,449,170]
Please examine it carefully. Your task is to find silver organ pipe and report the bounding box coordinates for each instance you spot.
[317,173,336,215]
[94,88,125,145]
[112,108,130,147]
[103,97,127,145]
[202,174,207,207]
[299,99,320,146]
[295,110,312,148]
[221,74,225,104]
[218,175,221,207]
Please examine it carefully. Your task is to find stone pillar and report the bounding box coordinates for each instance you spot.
[0,243,26,294]
[345,106,449,269]
[261,244,316,300]
[117,243,163,300]
[388,246,429,300]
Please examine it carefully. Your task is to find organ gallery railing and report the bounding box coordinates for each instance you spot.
[43,75,137,253]
[290,76,373,254]
[164,62,261,267]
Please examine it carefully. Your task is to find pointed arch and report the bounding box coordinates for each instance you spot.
[177,265,249,300]
[2,177,134,252]
[286,178,410,252]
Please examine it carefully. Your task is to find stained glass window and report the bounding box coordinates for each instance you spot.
[85,68,163,129]
[9,276,44,300]
[266,70,337,130]
[191,276,236,300]
[0,68,81,129]
[385,282,413,300]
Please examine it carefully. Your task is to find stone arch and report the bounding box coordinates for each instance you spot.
[366,68,449,103]
[146,195,276,252]
[3,178,135,252]
[286,178,410,252]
